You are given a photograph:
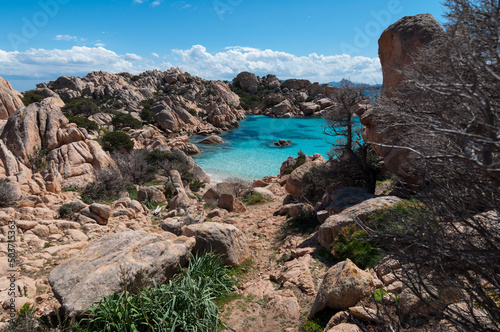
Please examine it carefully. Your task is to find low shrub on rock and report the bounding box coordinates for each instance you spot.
[102,131,134,152]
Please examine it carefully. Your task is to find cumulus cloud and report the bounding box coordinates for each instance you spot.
[54,35,78,41]
[170,45,382,84]
[0,46,149,80]
[0,44,381,91]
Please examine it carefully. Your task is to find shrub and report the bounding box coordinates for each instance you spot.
[243,192,266,205]
[21,90,44,106]
[189,179,204,192]
[301,318,323,332]
[285,210,319,234]
[80,169,125,204]
[305,96,315,102]
[330,226,383,269]
[296,150,306,167]
[29,148,48,173]
[58,203,78,219]
[223,178,252,198]
[164,182,177,200]
[111,113,142,129]
[282,166,294,175]
[6,303,39,331]
[64,113,99,131]
[131,75,141,82]
[84,252,234,332]
[145,149,174,166]
[62,97,99,116]
[188,108,198,116]
[140,99,155,124]
[102,131,134,152]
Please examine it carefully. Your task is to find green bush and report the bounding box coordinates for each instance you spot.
[283,166,294,175]
[111,113,142,129]
[131,75,141,82]
[301,318,323,332]
[84,252,234,332]
[140,99,155,124]
[188,108,198,116]
[62,97,99,116]
[102,131,134,152]
[58,203,79,219]
[243,192,266,205]
[21,90,44,106]
[330,226,383,269]
[164,181,177,200]
[64,113,99,131]
[29,148,48,173]
[80,169,125,204]
[145,150,174,166]
[189,179,204,192]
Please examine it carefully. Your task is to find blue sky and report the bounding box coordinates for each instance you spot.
[0,0,445,92]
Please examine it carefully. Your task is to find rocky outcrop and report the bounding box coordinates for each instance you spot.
[309,259,374,317]
[285,154,326,198]
[233,72,260,94]
[318,196,402,248]
[360,14,445,186]
[0,94,117,189]
[198,135,224,145]
[49,230,195,313]
[218,193,247,213]
[37,68,246,135]
[0,76,23,120]
[183,222,250,266]
[378,14,444,91]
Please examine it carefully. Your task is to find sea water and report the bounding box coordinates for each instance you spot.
[191,115,347,182]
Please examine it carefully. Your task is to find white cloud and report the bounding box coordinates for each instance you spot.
[151,0,161,6]
[94,42,106,47]
[170,45,382,84]
[0,44,382,89]
[55,35,78,41]
[151,52,160,58]
[0,46,149,80]
[133,0,146,3]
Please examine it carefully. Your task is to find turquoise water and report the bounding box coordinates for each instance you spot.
[191,115,340,182]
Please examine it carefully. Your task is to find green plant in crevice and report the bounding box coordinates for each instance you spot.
[83,252,235,332]
[330,225,383,269]
[242,192,266,205]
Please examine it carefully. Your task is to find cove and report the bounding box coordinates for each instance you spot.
[191,115,338,182]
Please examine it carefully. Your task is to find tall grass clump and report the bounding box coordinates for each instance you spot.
[84,252,235,332]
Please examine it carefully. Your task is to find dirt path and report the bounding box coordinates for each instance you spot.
[219,196,330,332]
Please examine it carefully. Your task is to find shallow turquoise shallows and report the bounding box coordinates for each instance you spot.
[191,115,345,182]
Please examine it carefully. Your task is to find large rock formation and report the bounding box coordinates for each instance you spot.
[0,76,23,120]
[183,222,250,266]
[0,94,117,189]
[37,68,246,134]
[309,259,374,317]
[378,14,444,90]
[360,14,445,186]
[49,230,195,313]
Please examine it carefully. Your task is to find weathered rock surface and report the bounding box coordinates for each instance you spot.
[361,14,445,186]
[309,259,374,317]
[218,193,247,213]
[378,14,444,90]
[0,76,23,120]
[326,323,362,332]
[183,222,249,266]
[49,230,195,313]
[198,135,224,145]
[318,196,401,248]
